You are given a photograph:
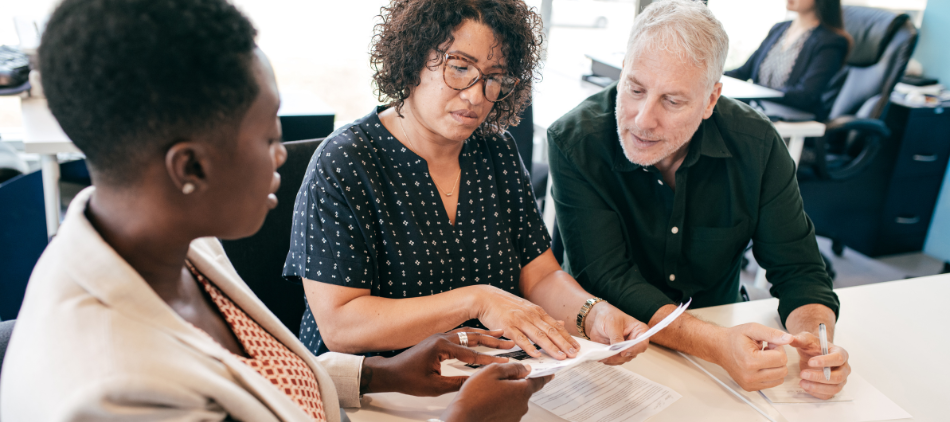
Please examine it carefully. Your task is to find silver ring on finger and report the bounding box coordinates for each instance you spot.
[458,332,469,347]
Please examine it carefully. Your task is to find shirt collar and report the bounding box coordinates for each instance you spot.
[612,112,732,172]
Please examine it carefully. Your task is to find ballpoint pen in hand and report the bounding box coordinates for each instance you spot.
[818,323,831,381]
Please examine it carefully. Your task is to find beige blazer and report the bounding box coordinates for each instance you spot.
[0,187,363,422]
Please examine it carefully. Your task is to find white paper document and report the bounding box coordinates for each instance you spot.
[469,299,689,378]
[768,373,911,422]
[686,346,911,422]
[760,361,852,403]
[530,361,681,422]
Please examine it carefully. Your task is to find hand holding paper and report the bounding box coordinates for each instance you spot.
[509,299,692,378]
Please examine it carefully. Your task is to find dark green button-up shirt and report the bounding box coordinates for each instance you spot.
[547,82,838,326]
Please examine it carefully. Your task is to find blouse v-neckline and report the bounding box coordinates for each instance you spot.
[378,113,472,231]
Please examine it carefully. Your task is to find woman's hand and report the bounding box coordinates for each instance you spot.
[473,285,580,360]
[361,329,513,396]
[440,363,553,422]
[585,302,650,365]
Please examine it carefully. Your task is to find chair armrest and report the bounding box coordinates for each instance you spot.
[810,115,889,180]
[824,115,891,139]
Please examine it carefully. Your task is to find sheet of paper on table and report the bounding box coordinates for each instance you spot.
[760,360,852,403]
[450,299,691,378]
[688,346,910,422]
[530,361,681,422]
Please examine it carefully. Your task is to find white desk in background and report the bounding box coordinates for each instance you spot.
[346,274,948,421]
[21,96,80,238]
[19,92,335,238]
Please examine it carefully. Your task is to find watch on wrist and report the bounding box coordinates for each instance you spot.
[576,297,606,340]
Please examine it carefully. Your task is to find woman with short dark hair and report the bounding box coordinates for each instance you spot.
[725,0,851,119]
[0,0,549,420]
[284,0,651,362]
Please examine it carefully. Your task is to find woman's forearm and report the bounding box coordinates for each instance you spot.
[521,270,591,337]
[303,279,482,354]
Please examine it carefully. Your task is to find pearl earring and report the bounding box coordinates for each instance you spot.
[182,183,195,195]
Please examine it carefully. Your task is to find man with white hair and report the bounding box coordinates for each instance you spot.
[548,0,851,398]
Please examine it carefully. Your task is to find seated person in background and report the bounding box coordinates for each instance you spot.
[0,0,550,420]
[283,0,649,363]
[724,0,851,120]
[548,0,851,399]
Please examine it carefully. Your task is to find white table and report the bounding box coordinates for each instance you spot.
[21,96,80,238]
[19,92,336,238]
[346,274,949,421]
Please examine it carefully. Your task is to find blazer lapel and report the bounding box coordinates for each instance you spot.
[188,239,343,422]
[61,187,323,422]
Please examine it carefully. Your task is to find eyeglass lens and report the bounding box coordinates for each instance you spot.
[444,57,516,102]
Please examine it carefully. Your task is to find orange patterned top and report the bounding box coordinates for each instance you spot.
[186,261,327,422]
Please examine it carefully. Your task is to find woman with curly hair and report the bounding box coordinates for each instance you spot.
[2,0,551,420]
[283,0,651,362]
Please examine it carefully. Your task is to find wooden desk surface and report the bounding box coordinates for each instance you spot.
[346,274,949,421]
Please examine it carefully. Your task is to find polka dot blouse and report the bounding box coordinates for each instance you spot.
[283,107,551,357]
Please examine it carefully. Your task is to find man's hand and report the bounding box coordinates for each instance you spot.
[361,329,512,396]
[585,302,650,365]
[716,323,794,391]
[790,332,851,399]
[441,363,553,422]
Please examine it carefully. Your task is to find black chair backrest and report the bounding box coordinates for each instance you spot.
[826,6,918,120]
[0,171,48,321]
[220,138,324,336]
[508,103,534,168]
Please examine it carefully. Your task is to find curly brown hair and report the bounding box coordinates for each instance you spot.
[371,0,543,135]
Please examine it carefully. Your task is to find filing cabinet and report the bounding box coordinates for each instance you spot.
[799,101,950,257]
[874,103,950,255]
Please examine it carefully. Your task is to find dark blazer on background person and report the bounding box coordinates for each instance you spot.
[725,21,848,120]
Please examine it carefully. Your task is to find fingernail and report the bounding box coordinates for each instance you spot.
[569,348,577,354]
[558,350,565,356]
[809,359,819,367]
[781,334,792,342]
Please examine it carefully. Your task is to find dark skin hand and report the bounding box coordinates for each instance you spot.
[360,329,514,396]
[359,328,552,421]
[440,362,552,422]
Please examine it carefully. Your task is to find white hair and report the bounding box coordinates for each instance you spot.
[625,0,729,90]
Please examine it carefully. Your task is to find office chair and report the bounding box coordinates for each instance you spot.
[0,171,48,321]
[220,138,324,336]
[797,6,917,181]
[796,6,918,256]
[507,103,550,207]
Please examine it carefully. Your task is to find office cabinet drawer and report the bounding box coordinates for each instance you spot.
[873,231,928,256]
[880,178,943,237]
[892,110,950,178]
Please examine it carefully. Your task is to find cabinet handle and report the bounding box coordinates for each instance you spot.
[912,154,938,162]
[895,215,920,225]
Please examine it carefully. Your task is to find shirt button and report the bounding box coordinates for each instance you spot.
[671,227,679,234]
[669,274,676,281]
[658,179,663,185]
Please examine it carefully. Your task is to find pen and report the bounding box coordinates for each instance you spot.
[819,323,830,381]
